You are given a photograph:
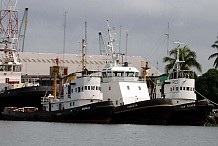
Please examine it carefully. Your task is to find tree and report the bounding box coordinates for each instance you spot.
[163,46,202,74]
[195,69,218,103]
[208,36,218,68]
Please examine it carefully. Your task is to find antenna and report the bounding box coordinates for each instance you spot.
[82,39,86,72]
[174,41,184,78]
[125,30,128,61]
[107,20,114,54]
[174,41,184,61]
[119,25,122,54]
[85,17,87,55]
[164,23,170,56]
[63,11,67,67]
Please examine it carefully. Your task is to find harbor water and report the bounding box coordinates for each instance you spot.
[0,120,218,146]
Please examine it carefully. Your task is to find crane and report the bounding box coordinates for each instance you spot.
[18,8,28,52]
[98,32,108,55]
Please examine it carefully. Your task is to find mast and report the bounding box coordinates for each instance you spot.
[82,39,86,72]
[107,20,114,54]
[119,25,121,54]
[165,23,170,56]
[52,58,60,99]
[173,41,184,78]
[125,30,128,62]
[107,20,118,66]
[63,12,66,67]
[85,18,87,56]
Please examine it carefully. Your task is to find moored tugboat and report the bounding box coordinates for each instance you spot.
[2,40,114,124]
[100,22,213,125]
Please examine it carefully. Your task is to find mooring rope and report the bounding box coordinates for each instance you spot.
[195,89,218,106]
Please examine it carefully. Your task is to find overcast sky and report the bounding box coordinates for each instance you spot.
[16,0,218,74]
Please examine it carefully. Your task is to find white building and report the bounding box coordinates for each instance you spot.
[18,52,159,76]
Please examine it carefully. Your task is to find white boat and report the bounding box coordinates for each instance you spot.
[100,21,213,125]
[39,39,114,123]
[2,39,115,124]
[155,42,198,105]
[0,0,52,114]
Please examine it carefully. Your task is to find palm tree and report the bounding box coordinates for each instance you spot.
[163,46,202,74]
[208,36,218,68]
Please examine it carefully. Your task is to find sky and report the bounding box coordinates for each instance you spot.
[13,0,218,74]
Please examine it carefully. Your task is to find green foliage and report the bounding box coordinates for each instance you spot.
[163,46,202,74]
[195,69,218,103]
[208,36,218,68]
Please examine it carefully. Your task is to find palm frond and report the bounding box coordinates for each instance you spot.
[163,46,202,74]
[208,53,218,60]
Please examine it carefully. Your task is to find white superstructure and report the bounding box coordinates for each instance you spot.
[101,63,150,106]
[41,40,104,112]
[41,74,103,112]
[101,21,150,107]
[155,42,197,105]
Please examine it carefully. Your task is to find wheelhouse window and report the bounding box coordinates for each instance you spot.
[126,72,134,77]
[102,72,107,78]
[107,72,112,77]
[135,72,139,77]
[113,71,124,77]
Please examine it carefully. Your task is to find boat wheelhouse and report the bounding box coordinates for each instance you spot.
[41,73,104,112]
[155,42,197,105]
[100,22,150,107]
[101,61,150,106]
[157,70,196,105]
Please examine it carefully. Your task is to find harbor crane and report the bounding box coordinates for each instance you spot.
[98,32,108,55]
[18,7,28,52]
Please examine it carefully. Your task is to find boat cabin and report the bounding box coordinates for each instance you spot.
[101,64,150,107]
[41,74,103,112]
[155,70,196,105]
[101,65,139,83]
